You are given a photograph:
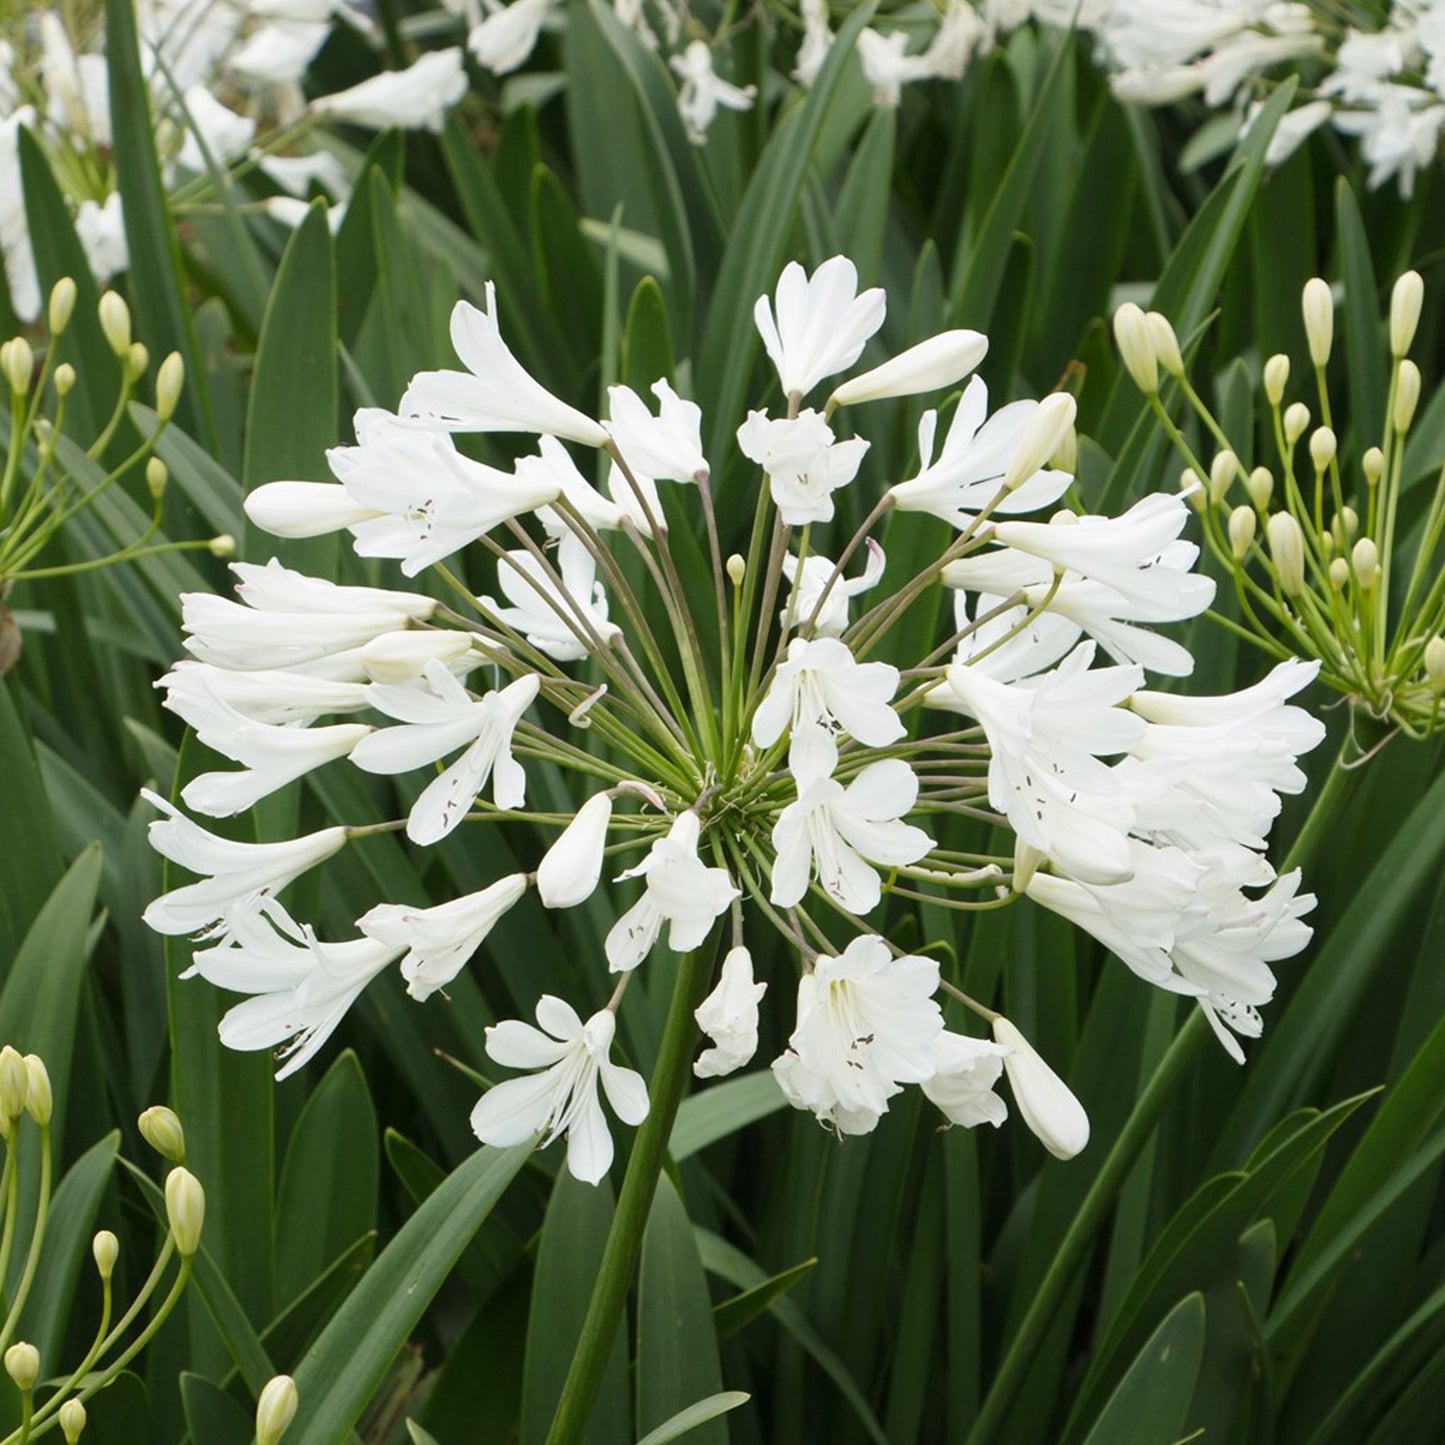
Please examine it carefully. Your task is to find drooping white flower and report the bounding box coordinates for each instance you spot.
[780,539,886,637]
[141,790,348,939]
[992,1015,1090,1159]
[735,409,869,525]
[350,663,540,845]
[754,257,887,401]
[359,873,528,1000]
[230,21,332,86]
[752,636,903,782]
[920,1030,1010,1128]
[856,27,933,107]
[74,194,129,284]
[471,998,649,1185]
[536,792,613,909]
[888,377,1073,528]
[524,435,627,539]
[771,937,941,1136]
[794,0,833,86]
[402,284,609,445]
[606,380,708,483]
[828,329,989,409]
[360,630,479,685]
[480,531,621,661]
[604,811,740,971]
[770,759,933,913]
[694,946,767,1078]
[40,12,111,146]
[922,1,988,79]
[0,109,40,323]
[467,0,555,74]
[174,85,257,173]
[669,40,757,143]
[310,48,468,133]
[157,659,371,727]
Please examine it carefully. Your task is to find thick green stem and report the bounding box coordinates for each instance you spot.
[965,735,1364,1445]
[543,939,714,1445]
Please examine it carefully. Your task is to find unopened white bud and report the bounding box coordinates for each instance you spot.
[1246,466,1274,510]
[1264,353,1290,406]
[1425,637,1445,691]
[536,792,613,909]
[98,292,131,356]
[139,1105,186,1162]
[1113,303,1157,393]
[1309,427,1336,472]
[3,337,32,395]
[726,554,745,586]
[1146,311,1184,376]
[1334,507,1359,544]
[208,534,235,558]
[243,481,377,540]
[1320,529,1334,556]
[1179,466,1207,514]
[48,277,77,335]
[1268,512,1306,595]
[0,1047,27,1121]
[827,329,988,408]
[155,352,184,422]
[1363,447,1385,486]
[1391,270,1424,357]
[54,363,75,398]
[1284,402,1310,445]
[1302,277,1333,366]
[92,1230,118,1279]
[146,458,168,501]
[1208,450,1238,505]
[164,1167,205,1256]
[360,630,472,684]
[992,1016,1090,1160]
[1001,393,1076,492]
[1352,537,1380,589]
[1394,360,1421,434]
[1329,557,1349,591]
[23,1056,50,1126]
[1228,506,1256,560]
[1050,425,1077,475]
[126,342,149,383]
[256,1375,299,1445]
[4,1343,38,1392]
[59,1398,87,1443]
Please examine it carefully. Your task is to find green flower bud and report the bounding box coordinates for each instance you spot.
[48,277,77,335]
[59,1398,87,1443]
[1394,360,1421,434]
[165,1167,205,1256]
[1208,449,1238,505]
[1334,507,1359,545]
[146,458,168,502]
[92,1230,118,1280]
[1284,402,1310,446]
[1390,270,1424,357]
[1425,637,1445,692]
[1050,424,1077,475]
[23,1055,51,1126]
[4,1343,38,1393]
[3,337,33,395]
[1302,277,1333,367]
[1267,512,1306,595]
[125,342,149,384]
[1228,506,1256,560]
[98,292,131,357]
[1352,537,1380,589]
[208,534,236,559]
[1179,467,1207,514]
[0,1046,28,1122]
[1329,557,1349,591]
[1145,311,1184,376]
[155,352,184,422]
[1363,447,1385,486]
[54,363,76,398]
[138,1105,185,1162]
[1246,465,1274,510]
[1112,303,1157,393]
[256,1375,299,1445]
[1263,353,1290,406]
[1309,427,1336,472]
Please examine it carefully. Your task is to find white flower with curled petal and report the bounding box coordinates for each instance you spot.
[470,998,649,1185]
[889,377,1073,529]
[669,39,756,143]
[770,759,933,913]
[359,874,528,1000]
[309,48,467,133]
[780,540,886,637]
[402,283,609,445]
[604,811,740,972]
[350,663,539,845]
[752,636,904,782]
[467,0,555,74]
[605,380,709,483]
[480,532,621,662]
[694,946,767,1078]
[794,0,833,85]
[857,27,933,106]
[735,409,869,525]
[921,1031,1010,1128]
[754,256,886,401]
[771,937,941,1136]
[524,436,627,539]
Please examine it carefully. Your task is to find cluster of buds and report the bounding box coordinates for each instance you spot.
[0,1080,209,1442]
[0,279,230,676]
[1115,270,1444,743]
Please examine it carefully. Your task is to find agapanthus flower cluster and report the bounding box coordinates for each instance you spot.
[1115,269,1445,746]
[144,254,1323,1184]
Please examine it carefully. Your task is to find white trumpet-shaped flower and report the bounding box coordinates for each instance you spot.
[467,0,554,73]
[735,409,869,525]
[780,540,886,636]
[606,380,709,484]
[920,1031,1010,1129]
[471,999,649,1185]
[309,47,468,132]
[694,946,767,1078]
[669,39,757,142]
[480,531,621,661]
[754,256,887,400]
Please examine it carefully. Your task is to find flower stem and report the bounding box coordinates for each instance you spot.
[543,936,715,1445]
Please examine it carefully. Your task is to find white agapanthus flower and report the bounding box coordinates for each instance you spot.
[780,541,886,637]
[536,792,614,909]
[921,1031,1010,1128]
[606,380,709,484]
[754,256,887,400]
[992,1015,1090,1159]
[735,409,869,525]
[471,999,649,1185]
[467,0,556,73]
[694,946,767,1077]
[309,48,468,132]
[669,39,757,143]
[481,532,621,661]
[856,27,934,107]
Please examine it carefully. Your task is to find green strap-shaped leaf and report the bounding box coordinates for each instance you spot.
[634,1393,751,1445]
[288,1142,532,1442]
[179,1373,253,1445]
[669,1070,787,1161]
[0,682,64,965]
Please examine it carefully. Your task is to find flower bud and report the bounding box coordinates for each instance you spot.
[208,534,235,558]
[1334,506,1359,545]
[59,1398,87,1443]
[1112,302,1157,392]
[1228,506,1256,560]
[827,329,988,408]
[256,1375,299,1445]
[1425,637,1445,691]
[1050,425,1077,475]
[1263,353,1290,405]
[1352,537,1380,589]
[1002,393,1076,492]
[1283,402,1310,446]
[126,342,149,384]
[3,337,32,395]
[1394,359,1421,434]
[1246,465,1274,510]
[54,363,75,398]
[164,1167,205,1256]
[49,277,77,335]
[23,1056,51,1126]
[1391,270,1424,357]
[726,554,745,586]
[155,351,184,422]
[139,1104,186,1162]
[1011,839,1044,894]
[992,1016,1090,1160]
[1320,529,1334,556]
[1329,556,1349,591]
[0,1047,28,1121]
[98,291,131,356]
[1267,512,1306,595]
[146,458,168,501]
[1363,447,1385,486]
[92,1230,118,1279]
[1302,277,1333,366]
[1208,449,1238,505]
[243,481,374,540]
[4,1343,38,1392]
[359,630,471,684]
[1309,427,1337,472]
[537,792,613,909]
[1146,311,1184,376]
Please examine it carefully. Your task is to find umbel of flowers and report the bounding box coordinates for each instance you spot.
[143,255,1323,1188]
